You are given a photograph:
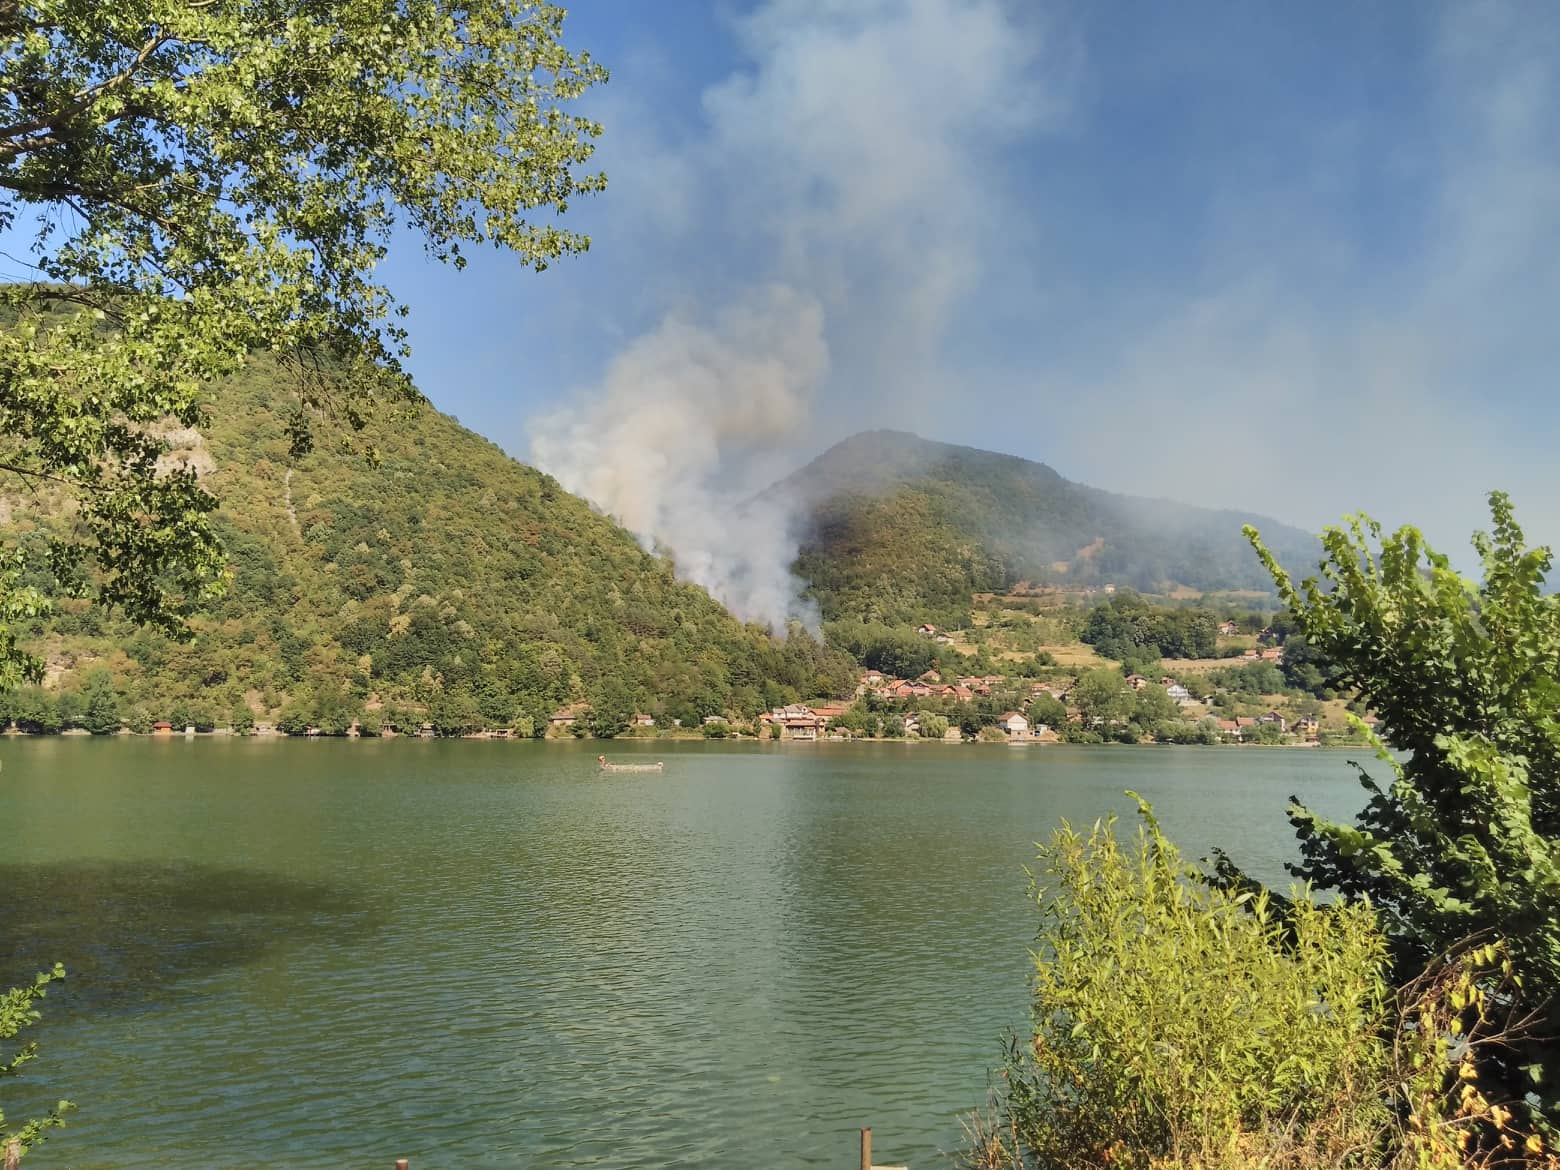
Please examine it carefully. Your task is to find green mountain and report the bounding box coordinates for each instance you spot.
[780,430,1320,626]
[9,360,857,734]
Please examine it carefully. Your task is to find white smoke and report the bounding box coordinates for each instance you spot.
[528,0,1061,626]
[529,287,828,628]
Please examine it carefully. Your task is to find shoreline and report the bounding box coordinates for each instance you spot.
[0,728,1369,748]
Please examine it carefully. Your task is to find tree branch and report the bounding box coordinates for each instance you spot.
[0,29,170,150]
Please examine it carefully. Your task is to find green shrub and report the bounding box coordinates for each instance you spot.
[994,800,1392,1170]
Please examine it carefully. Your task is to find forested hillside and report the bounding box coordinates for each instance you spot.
[781,430,1320,626]
[7,360,857,734]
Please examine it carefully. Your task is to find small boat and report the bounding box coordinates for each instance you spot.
[598,755,664,773]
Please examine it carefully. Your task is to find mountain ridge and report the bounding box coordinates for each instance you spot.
[777,429,1319,626]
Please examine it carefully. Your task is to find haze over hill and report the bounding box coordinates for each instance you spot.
[776,430,1321,626]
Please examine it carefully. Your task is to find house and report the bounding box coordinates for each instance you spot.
[1165,683,1192,704]
[702,715,728,725]
[1103,583,1116,594]
[1260,647,1284,661]
[901,713,921,736]
[940,684,974,702]
[151,720,173,734]
[860,670,886,687]
[1217,716,1258,738]
[1258,711,1288,733]
[1294,715,1320,738]
[809,704,851,722]
[1218,620,1240,636]
[549,704,586,729]
[934,633,955,645]
[1125,674,1148,691]
[917,623,938,636]
[770,704,825,741]
[631,713,656,728]
[997,711,1030,739]
[918,669,942,684]
[1242,648,1260,658]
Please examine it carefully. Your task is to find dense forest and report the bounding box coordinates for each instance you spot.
[5,360,858,734]
[781,430,1320,626]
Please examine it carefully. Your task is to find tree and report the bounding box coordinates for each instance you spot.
[9,687,57,734]
[79,668,121,734]
[1026,693,1067,729]
[0,0,608,684]
[1130,684,1178,732]
[1071,667,1133,727]
[1246,492,1560,1128]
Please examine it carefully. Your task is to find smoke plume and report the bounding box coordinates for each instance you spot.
[528,0,1060,627]
[528,287,827,627]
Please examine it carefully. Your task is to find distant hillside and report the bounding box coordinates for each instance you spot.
[777,430,1320,626]
[9,360,857,732]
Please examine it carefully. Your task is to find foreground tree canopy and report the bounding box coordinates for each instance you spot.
[0,0,607,685]
[1247,492,1560,1131]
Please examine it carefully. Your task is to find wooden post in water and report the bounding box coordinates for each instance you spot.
[4,1138,20,1170]
[393,1160,409,1170]
[859,1127,908,1170]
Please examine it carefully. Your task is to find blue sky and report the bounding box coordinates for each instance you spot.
[377,0,1560,573]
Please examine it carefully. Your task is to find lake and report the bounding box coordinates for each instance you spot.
[1,738,1379,1170]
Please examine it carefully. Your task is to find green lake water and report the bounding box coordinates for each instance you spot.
[0,738,1378,1169]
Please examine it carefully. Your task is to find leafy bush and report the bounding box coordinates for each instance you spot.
[993,801,1392,1170]
[974,801,1559,1170]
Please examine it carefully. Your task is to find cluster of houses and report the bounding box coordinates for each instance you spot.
[1213,712,1319,739]
[759,701,1043,742]
[860,668,1007,702]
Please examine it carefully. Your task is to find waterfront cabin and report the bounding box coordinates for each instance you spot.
[152,720,173,734]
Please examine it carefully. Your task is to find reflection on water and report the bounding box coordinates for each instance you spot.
[0,861,367,1015]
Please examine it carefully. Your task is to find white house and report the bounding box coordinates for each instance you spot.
[997,711,1030,739]
[1165,683,1192,704]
